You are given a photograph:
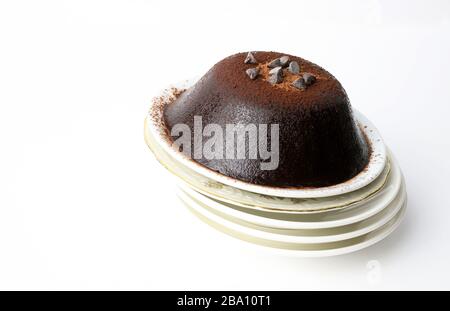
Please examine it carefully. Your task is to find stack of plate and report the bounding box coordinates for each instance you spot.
[145,86,407,257]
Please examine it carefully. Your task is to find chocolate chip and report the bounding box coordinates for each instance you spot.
[268,58,282,68]
[280,56,290,67]
[268,66,283,84]
[303,73,316,85]
[244,52,257,64]
[288,61,300,74]
[292,77,306,90]
[246,67,259,80]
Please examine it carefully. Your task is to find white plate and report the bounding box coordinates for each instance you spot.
[145,117,391,213]
[190,157,402,229]
[178,187,406,257]
[177,178,405,244]
[147,79,387,198]
[217,162,401,229]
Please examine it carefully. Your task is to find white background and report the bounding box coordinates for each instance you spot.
[1,0,450,290]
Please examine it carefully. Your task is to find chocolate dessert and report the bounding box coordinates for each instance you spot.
[163,51,370,188]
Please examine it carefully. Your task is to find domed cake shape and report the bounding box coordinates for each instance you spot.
[163,51,370,188]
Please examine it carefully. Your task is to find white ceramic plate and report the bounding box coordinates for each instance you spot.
[145,117,391,213]
[178,167,404,236]
[191,156,402,229]
[178,187,406,257]
[147,79,387,198]
[177,178,405,244]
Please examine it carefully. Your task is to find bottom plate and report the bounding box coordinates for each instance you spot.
[177,156,402,231]
[178,179,406,244]
[177,181,407,257]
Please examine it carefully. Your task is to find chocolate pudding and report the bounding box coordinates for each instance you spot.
[163,51,370,188]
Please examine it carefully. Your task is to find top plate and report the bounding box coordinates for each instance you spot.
[147,79,387,198]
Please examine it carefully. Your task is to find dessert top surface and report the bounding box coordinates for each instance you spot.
[205,51,349,108]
